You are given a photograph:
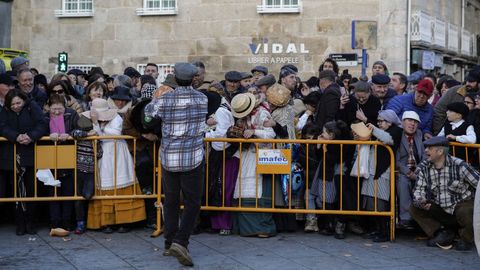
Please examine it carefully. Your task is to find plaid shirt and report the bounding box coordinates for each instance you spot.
[413,155,479,214]
[145,86,207,172]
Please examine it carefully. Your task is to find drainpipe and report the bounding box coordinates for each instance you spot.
[406,0,411,75]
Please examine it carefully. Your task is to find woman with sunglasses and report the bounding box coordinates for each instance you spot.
[45,80,83,114]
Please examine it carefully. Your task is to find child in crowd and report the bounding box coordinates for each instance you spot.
[296,91,321,133]
[437,102,476,161]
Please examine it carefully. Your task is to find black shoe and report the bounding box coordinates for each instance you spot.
[334,221,346,239]
[455,240,473,251]
[16,224,26,236]
[363,231,380,239]
[102,226,114,234]
[25,223,37,235]
[372,233,389,242]
[117,226,130,233]
[427,229,455,247]
[169,243,194,267]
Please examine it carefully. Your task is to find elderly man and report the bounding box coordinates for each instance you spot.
[315,70,341,130]
[144,62,207,266]
[371,74,397,109]
[386,79,434,139]
[410,136,479,251]
[433,66,480,134]
[251,66,268,82]
[16,68,47,108]
[396,111,425,229]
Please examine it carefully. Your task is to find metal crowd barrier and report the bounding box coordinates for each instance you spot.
[202,138,397,241]
[0,136,163,237]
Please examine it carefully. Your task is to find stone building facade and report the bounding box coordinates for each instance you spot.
[5,0,480,81]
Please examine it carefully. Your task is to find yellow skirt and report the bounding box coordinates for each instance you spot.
[87,185,146,229]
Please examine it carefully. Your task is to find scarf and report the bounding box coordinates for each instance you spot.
[49,114,66,134]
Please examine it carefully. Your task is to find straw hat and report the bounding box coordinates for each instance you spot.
[350,122,372,141]
[82,98,118,121]
[231,93,256,118]
[266,83,291,107]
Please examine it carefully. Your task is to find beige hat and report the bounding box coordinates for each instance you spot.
[402,110,421,123]
[231,93,256,118]
[266,83,291,107]
[350,122,372,141]
[82,98,118,121]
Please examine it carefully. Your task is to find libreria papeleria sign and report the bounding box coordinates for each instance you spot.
[248,38,309,65]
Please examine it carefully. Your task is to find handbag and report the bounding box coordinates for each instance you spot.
[350,144,370,179]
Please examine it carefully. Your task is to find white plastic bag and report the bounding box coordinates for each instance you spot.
[350,144,370,179]
[36,169,61,187]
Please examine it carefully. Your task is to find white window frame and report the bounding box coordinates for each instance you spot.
[137,63,175,86]
[136,0,178,16]
[54,64,96,74]
[257,0,301,14]
[55,0,94,18]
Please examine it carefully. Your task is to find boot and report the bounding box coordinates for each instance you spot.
[372,220,389,242]
[334,221,346,239]
[15,205,26,236]
[304,216,319,233]
[75,221,86,235]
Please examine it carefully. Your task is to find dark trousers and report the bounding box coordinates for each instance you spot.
[49,173,74,228]
[136,160,156,224]
[15,167,36,228]
[409,200,474,242]
[75,171,94,221]
[163,162,204,249]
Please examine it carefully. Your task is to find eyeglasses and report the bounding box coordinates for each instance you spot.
[52,89,64,94]
[377,119,386,124]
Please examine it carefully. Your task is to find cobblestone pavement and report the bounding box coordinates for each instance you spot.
[0,225,478,270]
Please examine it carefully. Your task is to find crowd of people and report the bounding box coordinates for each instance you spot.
[0,56,479,266]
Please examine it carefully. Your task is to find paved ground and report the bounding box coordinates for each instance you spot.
[0,225,478,270]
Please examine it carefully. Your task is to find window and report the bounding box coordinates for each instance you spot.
[257,0,301,14]
[136,0,178,16]
[55,0,94,18]
[137,63,174,85]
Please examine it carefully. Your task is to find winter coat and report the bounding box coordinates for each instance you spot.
[385,93,434,136]
[314,82,341,130]
[0,99,48,169]
[337,94,381,126]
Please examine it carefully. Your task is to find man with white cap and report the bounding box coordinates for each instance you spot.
[144,62,208,267]
[396,111,425,229]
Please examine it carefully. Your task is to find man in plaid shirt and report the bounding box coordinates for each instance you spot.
[144,62,208,266]
[410,136,479,251]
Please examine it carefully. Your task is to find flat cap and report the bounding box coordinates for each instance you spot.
[447,102,469,119]
[423,136,449,147]
[251,66,268,75]
[225,71,242,82]
[318,70,336,81]
[371,74,391,85]
[10,56,29,70]
[255,74,276,87]
[240,72,253,80]
[124,67,141,78]
[174,62,198,81]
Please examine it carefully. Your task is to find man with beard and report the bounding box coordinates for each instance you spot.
[433,66,480,134]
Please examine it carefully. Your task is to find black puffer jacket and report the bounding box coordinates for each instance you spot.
[0,99,48,169]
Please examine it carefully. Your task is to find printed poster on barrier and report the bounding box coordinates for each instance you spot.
[257,149,291,174]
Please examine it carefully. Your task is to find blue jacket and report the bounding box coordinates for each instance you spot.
[385,93,433,135]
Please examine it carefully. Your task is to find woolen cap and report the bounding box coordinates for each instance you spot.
[174,62,198,81]
[251,66,268,75]
[447,102,469,119]
[423,136,449,147]
[123,67,141,78]
[318,70,336,81]
[255,74,276,87]
[378,109,402,127]
[371,74,391,85]
[0,73,14,85]
[416,79,434,96]
[402,111,421,123]
[225,71,242,82]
